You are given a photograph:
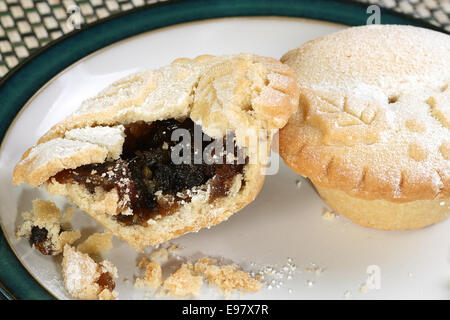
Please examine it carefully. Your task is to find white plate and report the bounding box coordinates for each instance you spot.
[1,17,449,300]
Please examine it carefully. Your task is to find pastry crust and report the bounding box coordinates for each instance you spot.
[316,186,449,230]
[13,54,299,249]
[280,25,450,203]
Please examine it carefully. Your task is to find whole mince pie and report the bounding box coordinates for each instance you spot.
[279,25,450,231]
[13,54,300,250]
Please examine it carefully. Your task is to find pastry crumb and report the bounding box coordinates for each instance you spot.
[77,232,113,255]
[322,210,337,220]
[149,247,169,262]
[99,289,118,300]
[16,200,80,255]
[61,206,75,224]
[135,261,162,289]
[194,257,263,298]
[134,253,262,299]
[138,257,150,269]
[162,263,203,297]
[62,245,118,300]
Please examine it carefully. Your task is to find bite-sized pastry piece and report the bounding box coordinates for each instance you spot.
[279,25,450,230]
[16,200,80,255]
[13,54,299,249]
[77,232,113,255]
[194,257,263,297]
[135,259,163,289]
[62,245,118,300]
[162,262,203,297]
[148,246,170,262]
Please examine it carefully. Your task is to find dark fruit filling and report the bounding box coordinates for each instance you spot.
[30,226,52,255]
[54,119,246,226]
[97,272,115,291]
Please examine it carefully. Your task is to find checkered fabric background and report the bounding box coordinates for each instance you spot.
[0,0,449,79]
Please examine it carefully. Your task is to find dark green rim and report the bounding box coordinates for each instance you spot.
[0,0,446,300]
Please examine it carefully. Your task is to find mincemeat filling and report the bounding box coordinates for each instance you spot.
[54,119,246,226]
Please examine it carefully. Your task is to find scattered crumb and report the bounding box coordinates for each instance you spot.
[61,206,75,224]
[59,231,82,250]
[295,179,302,188]
[62,245,118,300]
[134,244,269,299]
[138,257,150,269]
[149,247,169,262]
[16,200,80,255]
[344,290,352,299]
[135,261,162,289]
[98,289,118,300]
[322,210,336,220]
[194,257,263,298]
[162,263,203,297]
[136,254,262,299]
[359,284,368,293]
[77,232,113,255]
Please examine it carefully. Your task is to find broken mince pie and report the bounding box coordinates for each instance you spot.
[13,54,299,249]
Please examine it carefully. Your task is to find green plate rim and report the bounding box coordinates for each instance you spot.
[0,0,447,300]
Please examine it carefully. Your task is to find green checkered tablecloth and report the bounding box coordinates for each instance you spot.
[0,0,449,79]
